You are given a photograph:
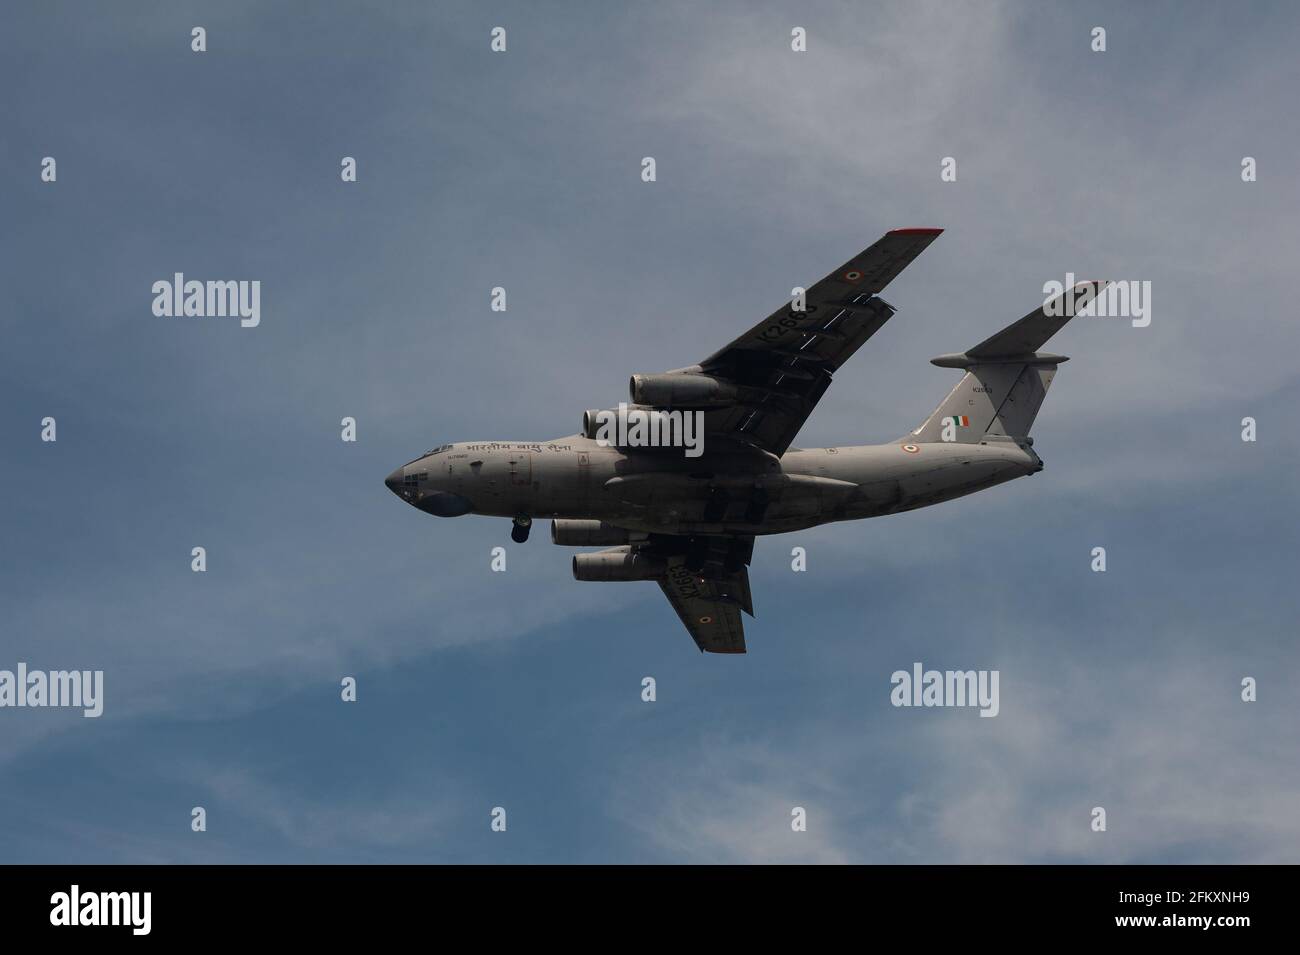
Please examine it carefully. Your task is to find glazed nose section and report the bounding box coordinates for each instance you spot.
[384,467,404,494]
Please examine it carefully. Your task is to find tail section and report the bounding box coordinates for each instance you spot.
[909,363,1061,444]
[909,282,1104,444]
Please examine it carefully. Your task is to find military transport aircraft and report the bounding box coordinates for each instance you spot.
[385,229,1103,653]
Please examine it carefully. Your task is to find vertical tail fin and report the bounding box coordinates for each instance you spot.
[908,282,1104,444]
[909,362,1062,443]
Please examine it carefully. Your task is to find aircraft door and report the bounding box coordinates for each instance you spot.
[576,451,591,506]
[507,452,532,487]
[447,457,472,494]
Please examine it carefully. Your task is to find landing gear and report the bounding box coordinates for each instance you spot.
[511,516,532,543]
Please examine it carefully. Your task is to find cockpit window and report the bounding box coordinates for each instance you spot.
[423,444,453,456]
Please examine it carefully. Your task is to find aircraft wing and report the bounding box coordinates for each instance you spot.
[658,556,752,654]
[691,228,942,455]
[644,535,755,653]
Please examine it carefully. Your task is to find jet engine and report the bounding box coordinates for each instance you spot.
[550,519,630,546]
[571,547,666,581]
[582,406,675,442]
[628,373,736,408]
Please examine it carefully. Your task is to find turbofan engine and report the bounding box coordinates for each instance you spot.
[571,547,666,582]
[582,406,675,442]
[550,520,630,546]
[628,373,736,408]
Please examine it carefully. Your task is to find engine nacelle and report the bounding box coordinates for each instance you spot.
[572,547,666,582]
[629,373,737,408]
[550,519,630,546]
[582,406,675,442]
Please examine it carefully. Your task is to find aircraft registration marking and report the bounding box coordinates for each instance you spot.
[666,563,700,597]
[757,313,813,344]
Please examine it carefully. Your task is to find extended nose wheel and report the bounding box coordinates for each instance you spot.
[510,516,532,543]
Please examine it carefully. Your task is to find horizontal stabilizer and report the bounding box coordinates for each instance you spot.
[967,281,1107,359]
[931,351,1068,369]
[908,282,1105,444]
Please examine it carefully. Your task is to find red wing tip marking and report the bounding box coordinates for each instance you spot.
[888,227,944,236]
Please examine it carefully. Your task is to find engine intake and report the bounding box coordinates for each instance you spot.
[550,519,630,546]
[572,547,666,582]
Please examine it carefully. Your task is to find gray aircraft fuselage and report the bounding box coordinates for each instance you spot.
[383,435,1041,536]
[382,229,1093,651]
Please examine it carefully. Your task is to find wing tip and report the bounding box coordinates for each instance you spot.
[888,227,944,236]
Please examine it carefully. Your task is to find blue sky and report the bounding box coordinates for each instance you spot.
[2,0,1298,862]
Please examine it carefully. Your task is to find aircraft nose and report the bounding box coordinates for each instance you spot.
[384,467,403,494]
